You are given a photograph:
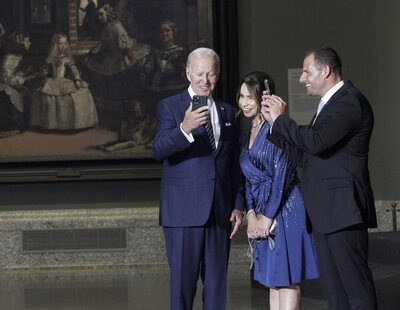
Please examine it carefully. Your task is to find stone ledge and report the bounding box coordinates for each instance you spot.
[0,206,248,269]
[1,199,395,270]
[0,206,163,269]
[0,204,159,231]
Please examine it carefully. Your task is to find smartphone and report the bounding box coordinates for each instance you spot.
[192,95,208,110]
[264,79,271,96]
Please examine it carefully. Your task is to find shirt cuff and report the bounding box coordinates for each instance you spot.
[180,123,194,143]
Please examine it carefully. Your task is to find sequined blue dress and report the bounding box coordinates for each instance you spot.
[240,122,319,288]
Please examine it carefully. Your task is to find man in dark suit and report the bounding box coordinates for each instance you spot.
[261,47,377,310]
[153,47,244,310]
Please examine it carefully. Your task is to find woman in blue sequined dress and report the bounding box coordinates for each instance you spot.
[237,71,319,309]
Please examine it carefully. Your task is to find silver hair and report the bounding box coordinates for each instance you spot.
[186,47,220,73]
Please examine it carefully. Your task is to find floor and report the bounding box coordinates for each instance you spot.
[0,260,398,309]
[0,232,399,310]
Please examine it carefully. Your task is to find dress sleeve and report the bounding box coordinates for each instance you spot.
[245,178,255,210]
[1,55,25,88]
[65,57,81,81]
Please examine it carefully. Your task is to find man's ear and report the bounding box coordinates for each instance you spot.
[323,65,332,78]
[185,67,191,82]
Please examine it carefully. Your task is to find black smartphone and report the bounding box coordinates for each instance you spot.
[264,79,271,96]
[192,95,208,110]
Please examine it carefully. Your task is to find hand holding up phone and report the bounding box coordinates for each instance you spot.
[261,93,287,125]
[181,95,210,134]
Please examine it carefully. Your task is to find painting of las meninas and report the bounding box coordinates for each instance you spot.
[0,0,215,164]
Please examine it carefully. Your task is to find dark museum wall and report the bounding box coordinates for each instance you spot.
[0,0,398,211]
[237,0,400,200]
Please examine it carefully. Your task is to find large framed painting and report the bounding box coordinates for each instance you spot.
[0,0,238,182]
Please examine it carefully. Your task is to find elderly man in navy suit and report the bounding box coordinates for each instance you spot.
[262,47,377,310]
[153,47,244,310]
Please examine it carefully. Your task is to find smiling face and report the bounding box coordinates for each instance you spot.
[186,55,219,96]
[299,53,326,97]
[238,83,259,119]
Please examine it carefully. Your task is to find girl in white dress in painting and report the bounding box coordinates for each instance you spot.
[31,33,98,130]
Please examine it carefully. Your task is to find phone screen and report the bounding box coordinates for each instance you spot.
[192,95,208,110]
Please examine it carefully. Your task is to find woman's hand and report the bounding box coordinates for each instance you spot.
[256,215,273,238]
[247,211,259,239]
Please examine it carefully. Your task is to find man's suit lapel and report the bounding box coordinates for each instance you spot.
[180,90,191,111]
[310,81,352,127]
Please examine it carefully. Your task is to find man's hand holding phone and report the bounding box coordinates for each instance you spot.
[182,95,210,134]
[261,93,287,125]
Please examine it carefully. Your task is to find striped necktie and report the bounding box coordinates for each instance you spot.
[205,119,216,151]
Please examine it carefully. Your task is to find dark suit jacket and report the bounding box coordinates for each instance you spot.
[268,81,377,233]
[153,90,244,228]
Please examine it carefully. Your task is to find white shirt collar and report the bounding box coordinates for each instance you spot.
[321,80,345,104]
[188,85,196,99]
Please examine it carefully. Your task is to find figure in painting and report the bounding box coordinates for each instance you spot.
[31,33,98,131]
[83,4,149,99]
[137,20,187,122]
[138,20,187,95]
[115,0,137,38]
[0,33,34,137]
[98,99,156,152]
[79,0,100,40]
[31,0,51,24]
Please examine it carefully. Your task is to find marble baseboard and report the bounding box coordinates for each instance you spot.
[0,205,248,269]
[0,200,397,269]
[0,206,166,269]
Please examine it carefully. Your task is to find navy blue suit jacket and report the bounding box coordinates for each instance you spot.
[153,90,244,228]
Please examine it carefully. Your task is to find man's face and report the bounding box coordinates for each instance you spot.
[299,54,325,97]
[186,56,219,96]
